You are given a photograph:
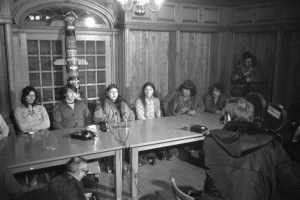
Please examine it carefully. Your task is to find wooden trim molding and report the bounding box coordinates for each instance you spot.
[12,0,115,28]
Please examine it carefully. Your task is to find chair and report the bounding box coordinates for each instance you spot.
[171,178,195,200]
[9,111,22,135]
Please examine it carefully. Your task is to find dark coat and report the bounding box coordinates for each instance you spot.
[48,172,86,200]
[202,121,300,200]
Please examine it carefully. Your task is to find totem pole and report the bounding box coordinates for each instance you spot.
[54,11,87,80]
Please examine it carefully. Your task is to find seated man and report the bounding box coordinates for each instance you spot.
[201,97,300,200]
[0,114,9,140]
[162,80,204,116]
[48,156,91,200]
[202,82,227,115]
[53,84,92,130]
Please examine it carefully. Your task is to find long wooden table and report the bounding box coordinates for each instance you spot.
[0,127,123,200]
[114,113,223,199]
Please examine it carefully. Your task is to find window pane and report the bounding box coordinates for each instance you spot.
[35,88,41,102]
[80,86,86,99]
[41,56,52,71]
[28,56,39,71]
[79,71,86,84]
[29,73,40,86]
[42,73,52,86]
[77,41,85,54]
[97,56,105,69]
[87,71,96,84]
[87,85,96,98]
[87,100,96,115]
[98,85,106,97]
[55,87,63,101]
[40,40,51,55]
[52,40,62,55]
[54,72,64,86]
[44,104,53,112]
[42,88,53,102]
[96,41,105,54]
[86,41,95,54]
[27,40,38,55]
[97,71,105,83]
[87,56,95,70]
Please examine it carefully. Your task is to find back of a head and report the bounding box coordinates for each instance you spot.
[225,97,254,122]
[65,156,87,173]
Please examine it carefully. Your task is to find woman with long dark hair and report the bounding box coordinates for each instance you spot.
[135,82,161,120]
[14,86,50,133]
[94,84,135,124]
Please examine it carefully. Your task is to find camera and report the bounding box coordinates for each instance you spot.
[245,93,287,133]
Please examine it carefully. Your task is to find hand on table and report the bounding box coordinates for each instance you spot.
[187,110,196,116]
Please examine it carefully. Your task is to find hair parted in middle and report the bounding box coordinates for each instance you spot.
[178,80,197,96]
[225,97,254,122]
[21,86,39,108]
[65,156,88,173]
[140,82,159,108]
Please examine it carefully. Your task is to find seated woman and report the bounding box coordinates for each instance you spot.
[0,114,9,140]
[14,86,51,187]
[14,86,50,133]
[202,82,227,115]
[94,84,135,173]
[53,84,92,130]
[135,82,161,120]
[135,82,161,165]
[94,84,135,124]
[162,80,204,116]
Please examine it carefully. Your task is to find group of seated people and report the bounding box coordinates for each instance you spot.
[0,79,226,138]
[1,78,300,200]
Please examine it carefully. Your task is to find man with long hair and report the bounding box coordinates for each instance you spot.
[53,84,92,129]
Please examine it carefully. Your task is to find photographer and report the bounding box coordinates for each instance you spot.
[231,52,263,97]
[48,156,99,200]
[201,97,300,200]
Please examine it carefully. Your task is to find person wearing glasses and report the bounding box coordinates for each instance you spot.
[14,86,50,133]
[162,79,204,116]
[200,97,300,200]
[49,156,91,200]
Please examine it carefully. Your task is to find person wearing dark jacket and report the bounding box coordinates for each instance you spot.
[48,156,91,200]
[201,97,300,200]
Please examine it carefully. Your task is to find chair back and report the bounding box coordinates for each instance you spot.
[9,111,22,135]
[171,178,194,200]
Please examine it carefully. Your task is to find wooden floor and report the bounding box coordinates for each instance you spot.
[92,157,205,200]
[19,157,205,200]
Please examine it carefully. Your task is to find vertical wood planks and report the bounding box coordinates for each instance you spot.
[125,30,169,104]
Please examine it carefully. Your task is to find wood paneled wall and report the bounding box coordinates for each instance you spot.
[124,30,170,104]
[222,32,278,101]
[0,25,10,120]
[273,31,300,119]
[123,30,278,106]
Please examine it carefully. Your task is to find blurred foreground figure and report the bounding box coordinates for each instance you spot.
[201,97,300,200]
